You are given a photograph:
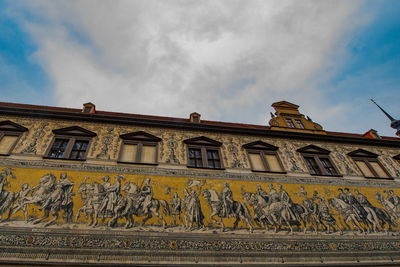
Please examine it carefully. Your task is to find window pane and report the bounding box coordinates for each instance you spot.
[369,161,389,178]
[355,160,374,177]
[141,145,156,164]
[206,149,220,168]
[305,157,322,175]
[319,157,338,175]
[49,139,69,158]
[286,119,296,128]
[120,144,137,162]
[265,154,283,172]
[69,140,89,160]
[249,153,266,171]
[295,120,305,129]
[0,135,18,154]
[188,148,202,167]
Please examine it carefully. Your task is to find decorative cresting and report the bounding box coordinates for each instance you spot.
[183,136,224,169]
[348,149,392,179]
[269,101,326,134]
[118,131,162,165]
[0,120,28,156]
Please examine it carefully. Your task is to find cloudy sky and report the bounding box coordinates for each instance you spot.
[0,0,399,136]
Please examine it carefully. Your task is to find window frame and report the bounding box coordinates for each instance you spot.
[297,145,341,177]
[285,118,296,128]
[184,136,224,170]
[0,120,28,156]
[348,149,392,180]
[294,119,305,129]
[44,126,96,161]
[243,141,286,173]
[117,131,161,165]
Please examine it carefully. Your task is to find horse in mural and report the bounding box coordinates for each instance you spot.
[24,173,74,226]
[0,168,16,222]
[203,188,253,232]
[241,188,304,233]
[107,182,170,228]
[327,198,366,233]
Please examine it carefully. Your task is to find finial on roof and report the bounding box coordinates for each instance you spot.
[370,99,400,136]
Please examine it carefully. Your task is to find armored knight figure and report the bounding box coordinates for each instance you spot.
[139,178,153,214]
[267,184,280,203]
[277,184,296,221]
[40,173,74,211]
[220,182,233,217]
[170,192,182,225]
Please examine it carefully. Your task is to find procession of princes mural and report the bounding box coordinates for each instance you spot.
[1,167,400,235]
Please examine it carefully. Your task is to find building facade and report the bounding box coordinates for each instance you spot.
[0,101,400,265]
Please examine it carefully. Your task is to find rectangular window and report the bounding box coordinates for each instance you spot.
[0,135,18,155]
[286,119,296,128]
[48,138,69,159]
[295,119,305,129]
[247,151,284,173]
[319,157,338,176]
[354,159,390,178]
[207,149,221,168]
[119,142,157,164]
[305,156,322,175]
[188,148,203,167]
[249,153,266,171]
[69,140,89,160]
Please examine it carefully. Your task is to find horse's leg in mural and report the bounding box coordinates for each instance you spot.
[209,209,220,226]
[44,208,59,227]
[75,208,83,222]
[141,211,152,226]
[88,212,94,226]
[151,204,167,229]
[32,207,50,224]
[238,206,253,233]
[218,215,225,232]
[348,215,364,234]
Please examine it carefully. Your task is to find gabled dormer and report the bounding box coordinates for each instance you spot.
[242,141,279,151]
[120,131,162,142]
[0,121,28,156]
[53,126,97,137]
[297,145,331,155]
[0,120,28,132]
[347,149,378,158]
[118,131,161,165]
[269,101,325,134]
[183,136,222,147]
[184,136,223,169]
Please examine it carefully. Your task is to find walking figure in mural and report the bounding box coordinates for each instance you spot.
[312,191,342,234]
[9,183,34,221]
[203,182,253,232]
[25,173,75,226]
[107,178,170,228]
[181,179,205,229]
[0,168,16,222]
[220,182,234,218]
[354,189,395,232]
[75,177,94,221]
[170,192,182,226]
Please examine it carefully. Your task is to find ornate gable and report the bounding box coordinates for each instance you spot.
[52,126,97,137]
[271,101,299,110]
[183,136,222,146]
[0,120,28,132]
[242,141,278,151]
[120,131,161,142]
[347,149,378,158]
[297,145,330,155]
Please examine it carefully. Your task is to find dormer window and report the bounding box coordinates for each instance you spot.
[190,112,201,123]
[82,102,95,114]
[394,154,400,165]
[348,149,391,179]
[295,119,304,129]
[243,141,285,173]
[184,136,224,169]
[286,118,296,128]
[0,121,28,156]
[297,145,340,176]
[118,131,161,165]
[45,126,96,160]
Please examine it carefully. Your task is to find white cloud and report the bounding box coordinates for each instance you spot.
[8,0,371,131]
